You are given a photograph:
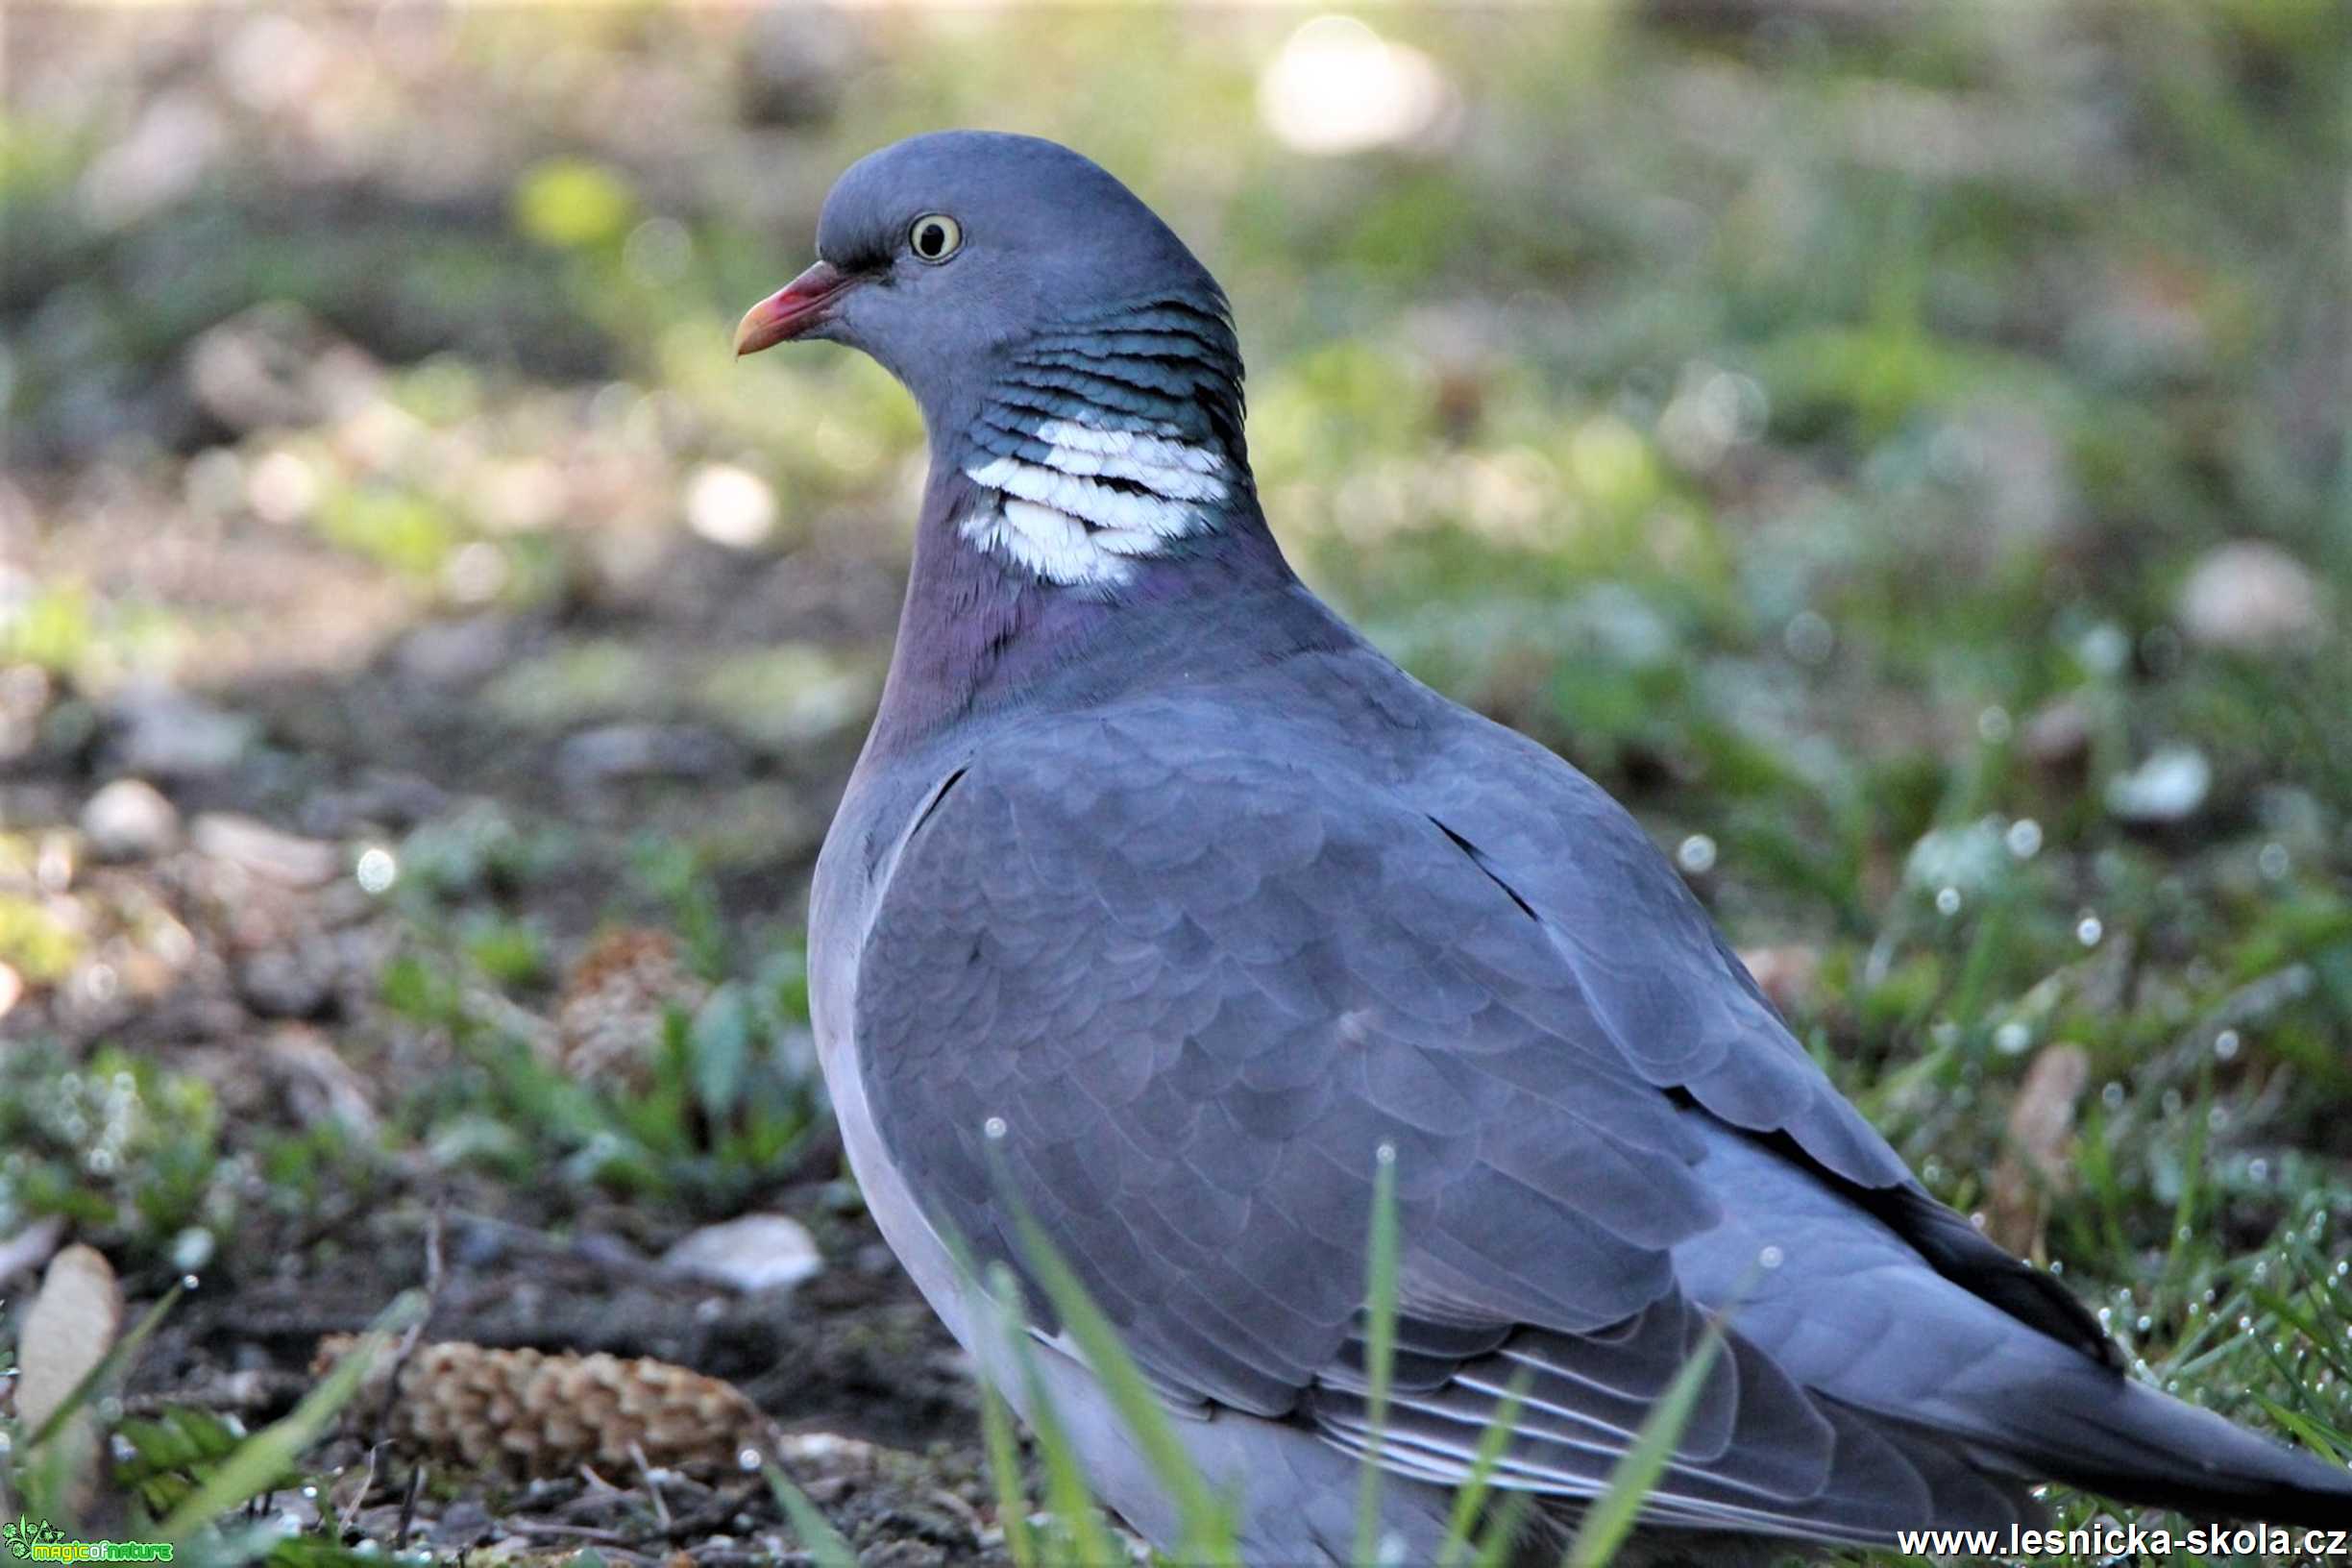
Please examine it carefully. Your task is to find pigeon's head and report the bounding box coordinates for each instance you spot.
[739,133,1260,590]
[738,132,1222,399]
[736,132,1228,416]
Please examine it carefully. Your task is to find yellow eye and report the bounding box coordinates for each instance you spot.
[908,213,962,263]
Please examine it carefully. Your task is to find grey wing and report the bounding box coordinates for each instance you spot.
[853,702,2031,1537]
[1414,704,2116,1366]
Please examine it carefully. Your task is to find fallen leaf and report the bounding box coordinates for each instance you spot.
[1988,1043,2091,1260]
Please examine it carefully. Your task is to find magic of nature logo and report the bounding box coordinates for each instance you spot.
[1,1519,63,1559]
[3,1520,171,1562]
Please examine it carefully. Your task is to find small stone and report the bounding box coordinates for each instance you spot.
[244,449,319,525]
[185,301,379,434]
[2019,697,2092,772]
[555,723,740,788]
[1736,944,1820,1017]
[192,813,341,886]
[81,778,180,860]
[429,1501,495,1548]
[660,1213,822,1295]
[263,1025,380,1132]
[2176,542,2325,654]
[2105,745,2212,826]
[237,947,337,1019]
[106,684,256,779]
[0,1214,67,1286]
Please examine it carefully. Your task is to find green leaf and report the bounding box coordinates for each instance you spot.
[688,982,754,1119]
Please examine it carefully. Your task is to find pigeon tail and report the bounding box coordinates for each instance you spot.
[1677,1126,2352,1533]
[1990,1363,2352,1530]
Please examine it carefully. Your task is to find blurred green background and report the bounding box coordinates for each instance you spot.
[3,2,2350,1560]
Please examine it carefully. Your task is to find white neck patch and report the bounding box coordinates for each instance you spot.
[960,418,1230,587]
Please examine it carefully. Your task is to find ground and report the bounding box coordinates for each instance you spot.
[3,4,2349,1565]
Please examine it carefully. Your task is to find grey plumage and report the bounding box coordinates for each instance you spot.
[739,131,2352,1561]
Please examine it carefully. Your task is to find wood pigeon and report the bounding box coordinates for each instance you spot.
[737,132,2352,1562]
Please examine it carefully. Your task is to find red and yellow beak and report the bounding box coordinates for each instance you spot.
[734,260,854,357]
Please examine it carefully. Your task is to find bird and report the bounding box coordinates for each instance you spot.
[737,131,2352,1563]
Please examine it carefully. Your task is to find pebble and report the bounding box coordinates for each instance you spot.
[395,616,515,687]
[191,812,341,887]
[1736,944,1820,1017]
[0,1214,67,1286]
[2105,745,2213,825]
[105,684,256,779]
[660,1213,823,1295]
[2020,697,2092,771]
[236,947,338,1019]
[556,723,740,787]
[184,302,379,434]
[2176,542,2326,654]
[429,1501,495,1548]
[81,777,180,859]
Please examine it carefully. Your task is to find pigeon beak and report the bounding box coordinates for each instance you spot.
[734,261,854,357]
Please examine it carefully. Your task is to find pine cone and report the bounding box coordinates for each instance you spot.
[314,1335,774,1481]
[552,928,708,1091]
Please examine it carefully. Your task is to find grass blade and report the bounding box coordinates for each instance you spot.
[2247,1283,2352,1387]
[1436,1369,1532,1568]
[158,1290,426,1539]
[1561,1308,1734,1568]
[1468,1488,1534,1568]
[764,1464,860,1568]
[978,1379,1040,1568]
[2252,1396,2351,1465]
[1353,1141,1402,1567]
[997,1197,1237,1562]
[990,1268,1125,1568]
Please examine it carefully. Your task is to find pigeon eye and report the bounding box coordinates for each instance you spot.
[909,213,962,263]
